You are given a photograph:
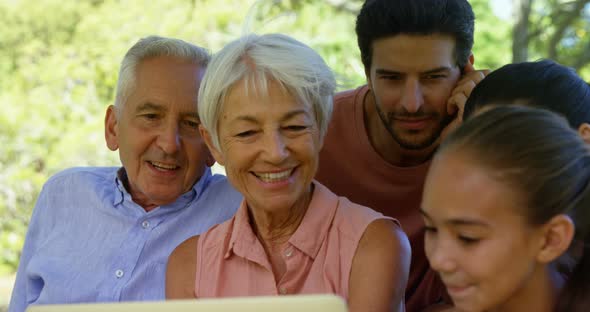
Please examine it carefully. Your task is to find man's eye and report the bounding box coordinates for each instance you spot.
[424,226,437,233]
[284,125,308,131]
[183,120,200,128]
[382,75,402,80]
[425,74,446,80]
[141,113,159,120]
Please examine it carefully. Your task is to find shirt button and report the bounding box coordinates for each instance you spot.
[279,287,288,295]
[141,220,150,229]
[115,269,124,278]
[284,248,293,258]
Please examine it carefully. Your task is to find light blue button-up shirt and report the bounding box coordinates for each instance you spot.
[8,166,242,312]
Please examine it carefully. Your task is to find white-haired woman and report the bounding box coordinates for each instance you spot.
[166,33,410,312]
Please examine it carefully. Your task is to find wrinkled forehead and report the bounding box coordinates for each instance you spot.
[370,34,458,71]
[126,58,204,106]
[225,74,311,110]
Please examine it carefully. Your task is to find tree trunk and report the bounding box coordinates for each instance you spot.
[512,0,534,62]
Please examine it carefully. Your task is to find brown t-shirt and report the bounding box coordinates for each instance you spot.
[316,85,446,311]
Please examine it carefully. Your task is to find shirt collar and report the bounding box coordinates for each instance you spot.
[225,201,246,259]
[224,181,338,261]
[112,167,213,211]
[287,181,338,259]
[224,200,269,267]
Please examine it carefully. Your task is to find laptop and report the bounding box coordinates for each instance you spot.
[27,294,348,312]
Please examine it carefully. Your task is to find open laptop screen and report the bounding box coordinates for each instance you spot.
[27,294,348,312]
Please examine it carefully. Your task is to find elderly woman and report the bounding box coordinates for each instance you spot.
[166,33,410,312]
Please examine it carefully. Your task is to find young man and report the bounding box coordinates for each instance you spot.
[316,1,488,310]
[9,36,242,312]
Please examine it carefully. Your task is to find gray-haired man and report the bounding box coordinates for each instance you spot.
[9,36,241,312]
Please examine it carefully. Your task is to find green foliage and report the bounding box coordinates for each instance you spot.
[470,0,512,70]
[522,0,590,74]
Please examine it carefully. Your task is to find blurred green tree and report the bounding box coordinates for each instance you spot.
[512,0,590,75]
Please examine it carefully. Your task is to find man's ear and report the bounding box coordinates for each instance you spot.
[105,105,119,151]
[536,214,575,264]
[205,153,215,167]
[462,54,475,73]
[578,123,590,144]
[199,125,225,166]
[468,54,475,66]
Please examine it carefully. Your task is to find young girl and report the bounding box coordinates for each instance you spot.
[421,105,589,312]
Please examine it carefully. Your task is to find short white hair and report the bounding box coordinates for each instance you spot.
[198,33,336,150]
[114,35,210,110]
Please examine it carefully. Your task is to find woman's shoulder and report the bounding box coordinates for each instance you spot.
[171,235,200,259]
[347,212,411,312]
[334,195,399,232]
[166,235,200,299]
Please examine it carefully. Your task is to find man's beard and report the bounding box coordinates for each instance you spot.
[374,99,453,150]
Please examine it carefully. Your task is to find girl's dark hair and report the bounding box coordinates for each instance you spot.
[463,59,590,128]
[439,105,590,311]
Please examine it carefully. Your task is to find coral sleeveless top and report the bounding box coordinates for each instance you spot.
[194,181,397,301]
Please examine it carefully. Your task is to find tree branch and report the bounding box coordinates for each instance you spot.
[547,0,589,59]
[512,0,535,62]
[323,0,362,14]
[572,41,590,70]
[526,26,544,41]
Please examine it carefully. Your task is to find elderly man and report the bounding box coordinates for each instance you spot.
[315,0,488,310]
[8,36,241,312]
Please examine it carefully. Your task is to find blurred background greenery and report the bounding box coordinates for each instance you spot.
[1,0,589,306]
